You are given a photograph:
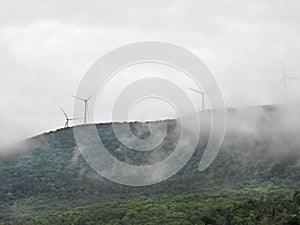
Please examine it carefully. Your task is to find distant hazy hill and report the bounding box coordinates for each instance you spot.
[1,104,300,224]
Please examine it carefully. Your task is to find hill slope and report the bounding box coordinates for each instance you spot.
[1,104,300,224]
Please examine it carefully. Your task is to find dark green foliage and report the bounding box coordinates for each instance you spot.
[293,190,300,206]
[0,120,300,224]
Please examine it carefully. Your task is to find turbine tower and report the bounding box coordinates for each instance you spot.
[277,60,298,103]
[73,95,93,124]
[189,87,212,111]
[60,107,81,128]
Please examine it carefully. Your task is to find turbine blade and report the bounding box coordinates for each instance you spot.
[87,94,93,101]
[60,107,68,119]
[287,76,299,80]
[205,86,214,94]
[73,96,85,101]
[276,77,284,86]
[188,87,204,95]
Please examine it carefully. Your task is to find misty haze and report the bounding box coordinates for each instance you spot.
[1,1,300,225]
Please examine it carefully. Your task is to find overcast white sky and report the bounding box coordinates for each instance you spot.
[0,0,300,146]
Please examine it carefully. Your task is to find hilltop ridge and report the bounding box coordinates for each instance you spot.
[1,104,300,224]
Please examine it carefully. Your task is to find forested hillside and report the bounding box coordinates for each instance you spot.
[1,105,300,224]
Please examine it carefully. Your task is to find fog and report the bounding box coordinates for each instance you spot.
[222,104,300,169]
[1,0,300,148]
[3,103,298,185]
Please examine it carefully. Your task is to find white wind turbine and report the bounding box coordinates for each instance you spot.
[60,107,81,128]
[189,87,212,111]
[277,60,299,103]
[73,95,93,124]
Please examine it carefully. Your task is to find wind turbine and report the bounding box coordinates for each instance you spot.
[60,107,81,128]
[73,95,93,124]
[189,87,212,111]
[277,60,299,103]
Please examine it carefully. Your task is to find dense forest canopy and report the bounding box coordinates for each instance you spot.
[1,104,300,224]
